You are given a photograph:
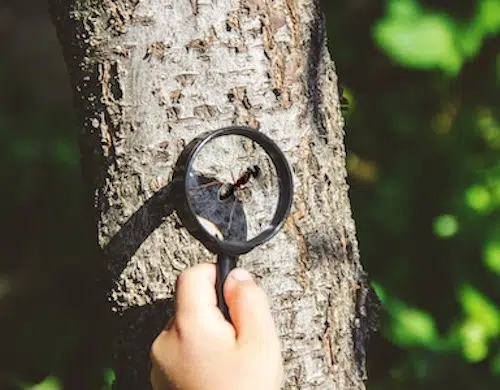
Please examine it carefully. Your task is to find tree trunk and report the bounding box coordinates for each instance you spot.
[49,0,377,389]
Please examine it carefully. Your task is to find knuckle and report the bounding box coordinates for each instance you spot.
[176,263,212,289]
[150,334,163,362]
[150,329,174,364]
[171,312,199,340]
[172,313,190,335]
[176,267,194,287]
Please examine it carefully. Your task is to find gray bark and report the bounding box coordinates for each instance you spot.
[49,0,377,389]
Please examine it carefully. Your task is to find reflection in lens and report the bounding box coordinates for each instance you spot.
[186,135,279,244]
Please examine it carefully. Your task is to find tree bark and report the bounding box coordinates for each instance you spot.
[49,0,377,389]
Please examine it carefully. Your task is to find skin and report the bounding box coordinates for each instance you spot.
[150,263,284,390]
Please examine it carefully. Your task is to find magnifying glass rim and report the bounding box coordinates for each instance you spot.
[177,126,293,256]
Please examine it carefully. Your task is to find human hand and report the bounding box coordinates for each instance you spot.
[150,263,283,390]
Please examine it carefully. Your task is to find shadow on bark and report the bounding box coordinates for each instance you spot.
[112,299,174,389]
[104,184,176,281]
[307,0,328,138]
[101,183,176,388]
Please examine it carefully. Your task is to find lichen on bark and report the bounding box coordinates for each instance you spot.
[49,0,376,389]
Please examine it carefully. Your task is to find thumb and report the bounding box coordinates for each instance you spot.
[224,268,278,346]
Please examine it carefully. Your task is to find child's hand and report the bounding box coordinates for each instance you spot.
[150,263,283,390]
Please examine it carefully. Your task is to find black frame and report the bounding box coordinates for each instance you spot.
[173,126,294,257]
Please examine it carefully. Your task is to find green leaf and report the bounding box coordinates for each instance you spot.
[433,214,459,238]
[460,0,500,57]
[103,369,116,389]
[457,284,500,361]
[476,108,500,150]
[373,0,500,75]
[371,281,387,305]
[391,304,439,347]
[373,0,462,75]
[459,285,500,335]
[24,376,61,390]
[476,0,500,34]
[465,185,491,213]
[459,319,489,361]
[484,240,500,274]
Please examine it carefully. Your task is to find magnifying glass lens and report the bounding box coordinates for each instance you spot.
[186,135,280,244]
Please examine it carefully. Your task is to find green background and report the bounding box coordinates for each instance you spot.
[0,0,499,388]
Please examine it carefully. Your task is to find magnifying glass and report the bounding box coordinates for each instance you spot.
[173,126,293,321]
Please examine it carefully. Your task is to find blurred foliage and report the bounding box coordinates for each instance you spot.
[325,0,500,388]
[0,0,498,389]
[374,0,500,75]
[23,376,60,390]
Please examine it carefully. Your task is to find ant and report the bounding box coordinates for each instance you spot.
[218,165,261,200]
[189,165,262,231]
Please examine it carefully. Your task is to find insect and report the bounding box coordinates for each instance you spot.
[218,165,261,200]
[189,165,262,232]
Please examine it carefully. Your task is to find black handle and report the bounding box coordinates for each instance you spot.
[216,254,237,322]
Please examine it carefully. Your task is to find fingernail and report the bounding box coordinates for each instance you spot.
[230,268,251,281]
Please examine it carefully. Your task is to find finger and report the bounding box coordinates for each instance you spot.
[150,330,176,389]
[224,268,278,346]
[175,263,218,317]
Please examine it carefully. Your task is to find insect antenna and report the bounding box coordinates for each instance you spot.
[188,180,224,192]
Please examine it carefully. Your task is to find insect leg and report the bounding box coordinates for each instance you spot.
[188,180,223,192]
[227,198,238,231]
